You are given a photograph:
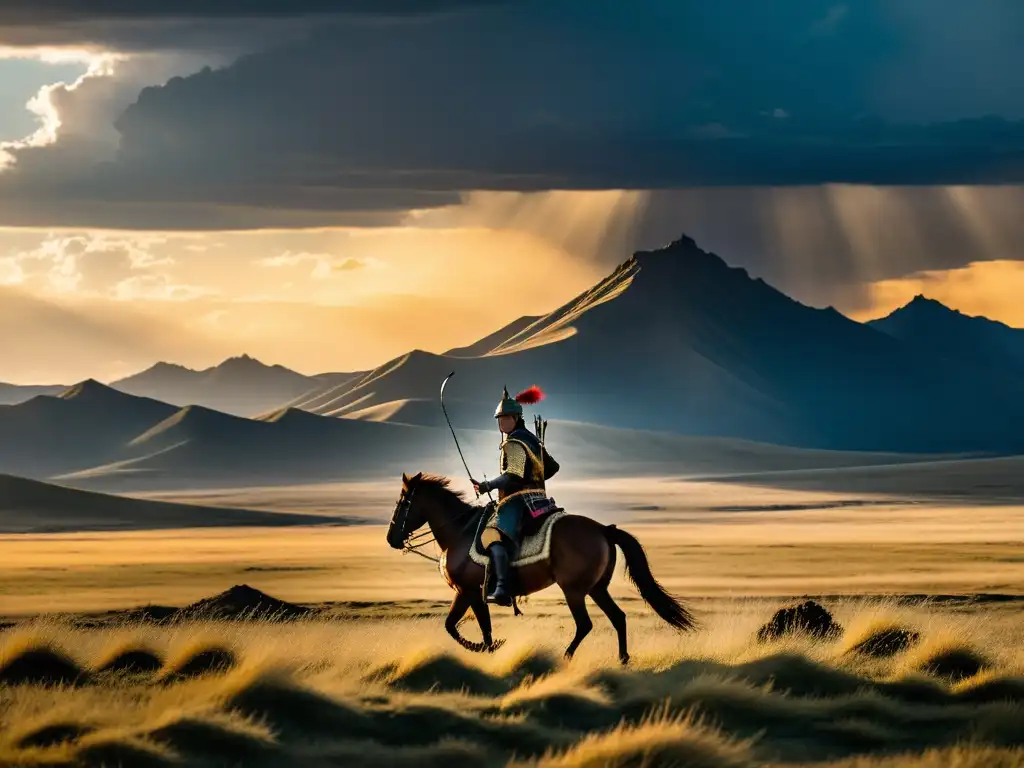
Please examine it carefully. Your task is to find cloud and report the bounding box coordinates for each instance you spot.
[0,1,511,50]
[6,232,178,295]
[259,251,372,279]
[0,256,25,284]
[111,273,216,301]
[0,1,1022,229]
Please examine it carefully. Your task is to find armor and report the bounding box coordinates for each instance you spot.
[490,428,551,543]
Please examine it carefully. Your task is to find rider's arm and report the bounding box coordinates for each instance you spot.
[477,473,523,494]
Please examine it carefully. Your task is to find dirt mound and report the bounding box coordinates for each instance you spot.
[757,600,842,642]
[851,627,921,658]
[920,648,988,683]
[0,646,89,686]
[177,584,313,621]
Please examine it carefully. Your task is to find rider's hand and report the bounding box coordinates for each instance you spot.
[471,478,481,494]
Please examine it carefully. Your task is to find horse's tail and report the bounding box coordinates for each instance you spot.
[604,524,698,631]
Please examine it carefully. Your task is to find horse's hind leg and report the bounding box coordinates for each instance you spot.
[562,589,593,660]
[589,545,629,665]
[590,585,629,665]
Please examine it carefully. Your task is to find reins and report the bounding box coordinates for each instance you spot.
[396,484,485,564]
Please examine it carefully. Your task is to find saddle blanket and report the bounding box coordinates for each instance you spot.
[469,509,567,568]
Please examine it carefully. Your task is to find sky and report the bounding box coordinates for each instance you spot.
[1,0,1023,384]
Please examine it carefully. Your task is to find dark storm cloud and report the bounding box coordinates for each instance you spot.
[1,0,1023,229]
[0,0,509,50]
[0,0,506,20]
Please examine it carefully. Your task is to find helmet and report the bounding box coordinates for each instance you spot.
[493,386,523,419]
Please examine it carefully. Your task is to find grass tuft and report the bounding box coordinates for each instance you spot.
[0,643,88,687]
[96,646,164,676]
[511,706,756,768]
[161,644,237,681]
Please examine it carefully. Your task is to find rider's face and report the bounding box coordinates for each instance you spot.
[497,415,517,434]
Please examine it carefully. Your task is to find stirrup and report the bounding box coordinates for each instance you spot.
[486,585,512,606]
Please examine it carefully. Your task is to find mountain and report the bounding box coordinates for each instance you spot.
[867,295,1024,374]
[111,355,328,416]
[0,473,341,533]
[298,235,1024,454]
[0,382,66,405]
[0,380,179,478]
[443,314,543,357]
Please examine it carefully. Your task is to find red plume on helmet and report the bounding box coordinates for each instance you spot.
[514,385,545,405]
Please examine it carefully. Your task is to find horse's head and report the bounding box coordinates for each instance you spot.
[386,471,427,550]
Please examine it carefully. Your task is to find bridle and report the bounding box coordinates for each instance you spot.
[390,482,485,564]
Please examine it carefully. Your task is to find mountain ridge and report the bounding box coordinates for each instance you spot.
[111,354,328,417]
[868,294,1024,374]
[292,234,1024,453]
[3,235,1024,457]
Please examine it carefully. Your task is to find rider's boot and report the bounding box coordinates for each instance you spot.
[486,541,513,606]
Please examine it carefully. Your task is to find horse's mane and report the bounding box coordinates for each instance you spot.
[418,473,467,501]
[417,474,484,518]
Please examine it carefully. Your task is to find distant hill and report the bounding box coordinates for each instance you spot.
[296,235,1024,454]
[55,404,448,492]
[0,380,179,478]
[34,398,936,493]
[702,454,1024,502]
[0,382,65,405]
[111,355,329,417]
[0,473,344,533]
[868,295,1024,375]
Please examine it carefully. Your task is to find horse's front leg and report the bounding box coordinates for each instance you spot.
[445,591,494,653]
[470,593,505,653]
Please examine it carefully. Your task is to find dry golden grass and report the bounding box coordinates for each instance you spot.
[0,597,1022,767]
[1,475,1021,765]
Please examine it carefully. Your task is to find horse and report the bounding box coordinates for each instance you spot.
[385,471,698,664]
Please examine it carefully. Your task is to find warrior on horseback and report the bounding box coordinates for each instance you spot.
[386,371,697,663]
[471,386,559,607]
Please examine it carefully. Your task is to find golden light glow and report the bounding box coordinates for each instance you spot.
[1,184,1023,384]
[406,189,650,264]
[0,221,610,383]
[853,260,1024,327]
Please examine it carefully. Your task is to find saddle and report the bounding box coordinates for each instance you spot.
[471,501,564,565]
[470,503,566,609]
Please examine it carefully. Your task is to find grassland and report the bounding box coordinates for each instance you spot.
[1,596,1023,767]
[1,476,1022,766]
